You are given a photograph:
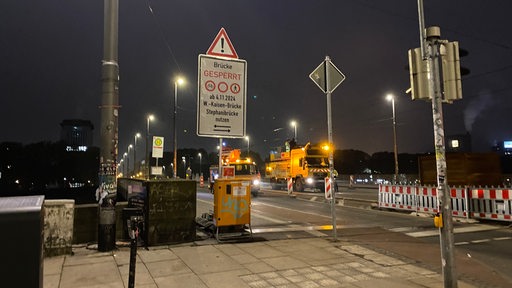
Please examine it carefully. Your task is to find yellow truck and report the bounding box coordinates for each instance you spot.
[265,141,334,192]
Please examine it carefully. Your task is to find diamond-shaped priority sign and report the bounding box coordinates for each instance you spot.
[309,57,346,94]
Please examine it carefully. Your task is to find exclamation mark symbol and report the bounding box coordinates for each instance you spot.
[221,38,225,53]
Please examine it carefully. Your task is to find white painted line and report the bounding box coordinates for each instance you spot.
[405,224,501,238]
[493,237,512,241]
[471,239,491,244]
[455,242,470,246]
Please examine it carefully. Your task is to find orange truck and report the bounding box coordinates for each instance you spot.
[265,141,334,192]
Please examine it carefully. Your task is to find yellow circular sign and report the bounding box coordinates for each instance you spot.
[154,138,163,146]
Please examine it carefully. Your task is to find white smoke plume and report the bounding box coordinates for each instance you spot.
[464,90,495,132]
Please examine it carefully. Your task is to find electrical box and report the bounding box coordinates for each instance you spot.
[0,195,45,288]
[213,178,251,227]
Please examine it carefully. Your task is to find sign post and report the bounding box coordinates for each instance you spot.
[310,56,345,242]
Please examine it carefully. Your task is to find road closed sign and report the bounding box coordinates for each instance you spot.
[197,54,247,138]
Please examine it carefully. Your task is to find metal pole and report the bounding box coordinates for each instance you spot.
[325,56,337,242]
[133,134,138,177]
[428,29,457,288]
[146,117,150,179]
[98,0,119,252]
[173,81,178,178]
[391,98,399,182]
[417,1,457,284]
[218,138,223,178]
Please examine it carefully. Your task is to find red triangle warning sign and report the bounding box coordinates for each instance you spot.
[206,28,239,59]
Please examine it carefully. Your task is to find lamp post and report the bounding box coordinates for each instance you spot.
[182,156,186,178]
[123,152,128,176]
[133,133,140,176]
[290,120,297,142]
[245,136,250,155]
[173,77,185,178]
[198,153,202,176]
[386,94,399,183]
[127,145,132,176]
[146,114,154,179]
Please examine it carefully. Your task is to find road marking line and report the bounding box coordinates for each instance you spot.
[471,239,491,244]
[493,236,512,241]
[404,224,501,238]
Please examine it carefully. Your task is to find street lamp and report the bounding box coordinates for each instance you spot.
[127,145,132,177]
[123,152,128,176]
[290,120,297,142]
[173,77,185,178]
[134,133,140,176]
[146,114,155,179]
[198,152,202,176]
[245,136,250,155]
[386,94,399,183]
[182,156,186,178]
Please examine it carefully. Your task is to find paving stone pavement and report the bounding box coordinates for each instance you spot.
[43,237,479,288]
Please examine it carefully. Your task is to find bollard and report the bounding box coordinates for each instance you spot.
[127,211,144,288]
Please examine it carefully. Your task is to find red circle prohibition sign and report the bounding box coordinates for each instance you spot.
[218,82,229,93]
[205,80,215,92]
[230,83,241,94]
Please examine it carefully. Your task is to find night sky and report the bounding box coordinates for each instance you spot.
[2,0,511,161]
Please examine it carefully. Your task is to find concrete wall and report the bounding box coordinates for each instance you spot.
[43,199,74,256]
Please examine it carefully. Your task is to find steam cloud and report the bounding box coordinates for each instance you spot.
[464,90,495,132]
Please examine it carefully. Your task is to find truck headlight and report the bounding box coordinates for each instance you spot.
[306,177,314,184]
[253,179,260,186]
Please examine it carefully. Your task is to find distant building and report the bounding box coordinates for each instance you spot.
[446,133,471,153]
[492,140,512,156]
[60,119,94,151]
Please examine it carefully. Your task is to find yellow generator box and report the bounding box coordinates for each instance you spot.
[213,178,251,227]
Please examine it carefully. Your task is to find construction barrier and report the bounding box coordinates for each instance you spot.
[378,184,512,222]
[378,185,417,212]
[324,177,332,200]
[287,178,293,195]
[469,188,512,221]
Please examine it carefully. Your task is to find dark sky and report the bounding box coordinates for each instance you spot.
[2,0,511,161]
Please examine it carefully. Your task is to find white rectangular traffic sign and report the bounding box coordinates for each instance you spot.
[197,54,246,138]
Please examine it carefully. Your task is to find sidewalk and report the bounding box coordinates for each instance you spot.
[44,235,477,288]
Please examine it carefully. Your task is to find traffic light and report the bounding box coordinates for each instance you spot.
[408,41,463,103]
[408,47,431,101]
[440,41,462,103]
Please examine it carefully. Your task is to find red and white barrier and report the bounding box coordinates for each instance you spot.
[470,188,512,221]
[325,177,332,200]
[378,185,512,222]
[287,178,293,195]
[379,185,417,211]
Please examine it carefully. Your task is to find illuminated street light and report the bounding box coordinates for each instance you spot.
[290,120,298,142]
[134,133,140,176]
[173,76,185,178]
[198,152,202,176]
[146,114,155,179]
[386,94,399,182]
[245,136,250,155]
[127,145,132,177]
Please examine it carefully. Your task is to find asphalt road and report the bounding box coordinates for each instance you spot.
[196,185,512,287]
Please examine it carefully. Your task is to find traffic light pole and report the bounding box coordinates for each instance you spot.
[417,1,457,287]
